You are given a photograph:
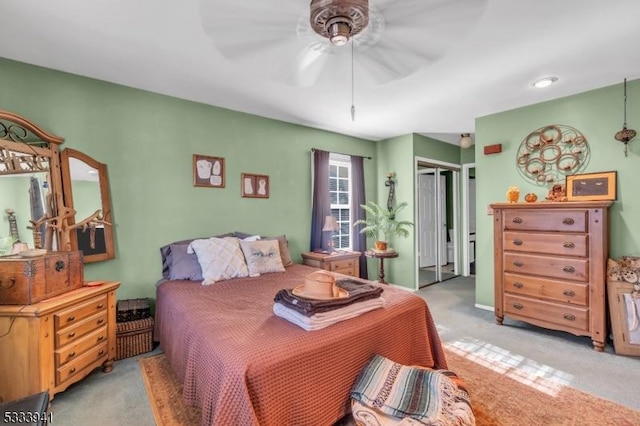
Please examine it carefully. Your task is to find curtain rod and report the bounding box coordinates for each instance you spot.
[311,148,372,160]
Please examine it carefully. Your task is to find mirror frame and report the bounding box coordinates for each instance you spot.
[60,148,115,263]
[0,110,66,251]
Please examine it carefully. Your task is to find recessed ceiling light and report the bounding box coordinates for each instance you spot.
[533,77,558,88]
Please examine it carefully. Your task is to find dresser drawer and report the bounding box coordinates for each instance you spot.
[56,311,108,347]
[504,294,589,332]
[56,341,109,385]
[55,294,108,330]
[330,259,356,275]
[504,252,589,282]
[503,231,588,257]
[504,210,587,232]
[55,326,108,367]
[504,273,588,306]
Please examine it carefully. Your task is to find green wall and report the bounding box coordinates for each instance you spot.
[475,79,640,307]
[0,58,378,299]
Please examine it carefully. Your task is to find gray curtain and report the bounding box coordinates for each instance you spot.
[310,150,331,251]
[350,155,368,279]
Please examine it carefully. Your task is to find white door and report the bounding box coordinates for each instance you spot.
[418,173,447,267]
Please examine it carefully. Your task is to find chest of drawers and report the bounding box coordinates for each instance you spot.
[301,251,361,277]
[0,282,120,402]
[491,202,611,351]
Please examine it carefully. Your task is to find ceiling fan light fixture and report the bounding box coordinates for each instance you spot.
[327,18,351,46]
[310,0,369,45]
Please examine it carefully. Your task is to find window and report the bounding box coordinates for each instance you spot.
[329,153,352,250]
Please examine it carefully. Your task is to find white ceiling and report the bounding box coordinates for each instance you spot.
[1,0,640,144]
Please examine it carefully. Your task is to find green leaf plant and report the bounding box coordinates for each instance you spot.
[353,201,414,243]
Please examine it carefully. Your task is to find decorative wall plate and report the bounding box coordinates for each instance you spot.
[516,125,590,185]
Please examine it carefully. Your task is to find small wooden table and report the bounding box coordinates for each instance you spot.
[365,250,399,284]
[301,251,361,277]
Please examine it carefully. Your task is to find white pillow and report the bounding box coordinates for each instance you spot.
[242,235,261,242]
[187,237,249,285]
[239,239,285,277]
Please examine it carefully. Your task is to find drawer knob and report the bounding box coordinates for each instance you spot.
[563,242,575,249]
[513,302,524,310]
[513,282,524,289]
[98,350,105,356]
[513,260,523,267]
[513,239,523,246]
[563,313,576,321]
[563,266,575,273]
[98,335,105,341]
[562,218,575,225]
[97,318,105,325]
[70,367,76,374]
[69,351,76,358]
[55,260,66,271]
[68,315,75,322]
[97,303,104,309]
[563,290,576,297]
[512,217,523,224]
[68,332,76,338]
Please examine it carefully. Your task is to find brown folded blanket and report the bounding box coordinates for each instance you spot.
[274,279,384,317]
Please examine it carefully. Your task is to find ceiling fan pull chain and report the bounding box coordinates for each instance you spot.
[351,39,356,122]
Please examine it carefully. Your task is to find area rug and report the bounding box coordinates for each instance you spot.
[139,351,640,425]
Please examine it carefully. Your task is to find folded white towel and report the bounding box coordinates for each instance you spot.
[273,297,385,331]
[623,293,640,344]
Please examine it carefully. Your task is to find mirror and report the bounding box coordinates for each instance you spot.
[0,110,65,253]
[0,173,53,253]
[61,148,115,263]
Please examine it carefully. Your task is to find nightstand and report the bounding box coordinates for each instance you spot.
[301,251,361,277]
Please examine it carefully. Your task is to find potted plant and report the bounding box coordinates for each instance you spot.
[353,201,414,252]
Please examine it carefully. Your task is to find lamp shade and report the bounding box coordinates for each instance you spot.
[459,133,473,149]
[322,215,339,232]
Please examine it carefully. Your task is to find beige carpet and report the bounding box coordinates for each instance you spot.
[140,351,640,425]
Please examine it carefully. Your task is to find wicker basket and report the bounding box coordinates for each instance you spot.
[116,317,154,360]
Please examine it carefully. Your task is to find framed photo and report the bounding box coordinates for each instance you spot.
[565,171,616,201]
[241,173,269,198]
[193,154,225,188]
[607,280,640,356]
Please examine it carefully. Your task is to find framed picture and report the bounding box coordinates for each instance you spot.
[193,154,225,188]
[565,171,616,201]
[607,280,640,356]
[241,173,269,198]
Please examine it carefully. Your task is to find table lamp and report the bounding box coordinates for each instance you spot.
[322,215,339,252]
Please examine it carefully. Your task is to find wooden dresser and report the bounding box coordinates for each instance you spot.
[301,251,361,277]
[491,202,612,351]
[0,281,120,402]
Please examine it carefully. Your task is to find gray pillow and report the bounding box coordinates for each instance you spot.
[160,232,234,279]
[168,243,203,281]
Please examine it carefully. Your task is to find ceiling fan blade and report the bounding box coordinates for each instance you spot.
[280,46,332,87]
[200,0,306,59]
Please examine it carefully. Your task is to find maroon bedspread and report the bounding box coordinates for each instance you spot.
[154,264,446,426]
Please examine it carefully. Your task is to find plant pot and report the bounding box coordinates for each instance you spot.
[374,241,388,252]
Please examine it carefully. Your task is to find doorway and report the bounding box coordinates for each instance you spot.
[416,160,460,287]
[462,163,476,276]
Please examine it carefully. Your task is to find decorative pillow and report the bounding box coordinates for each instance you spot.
[241,235,261,242]
[607,256,640,284]
[187,237,249,285]
[168,243,203,281]
[262,235,294,267]
[160,232,234,279]
[239,239,285,277]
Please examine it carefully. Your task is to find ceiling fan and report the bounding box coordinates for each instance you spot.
[200,0,487,87]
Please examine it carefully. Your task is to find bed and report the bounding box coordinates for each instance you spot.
[154,236,447,426]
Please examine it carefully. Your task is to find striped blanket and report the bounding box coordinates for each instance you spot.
[350,355,475,425]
